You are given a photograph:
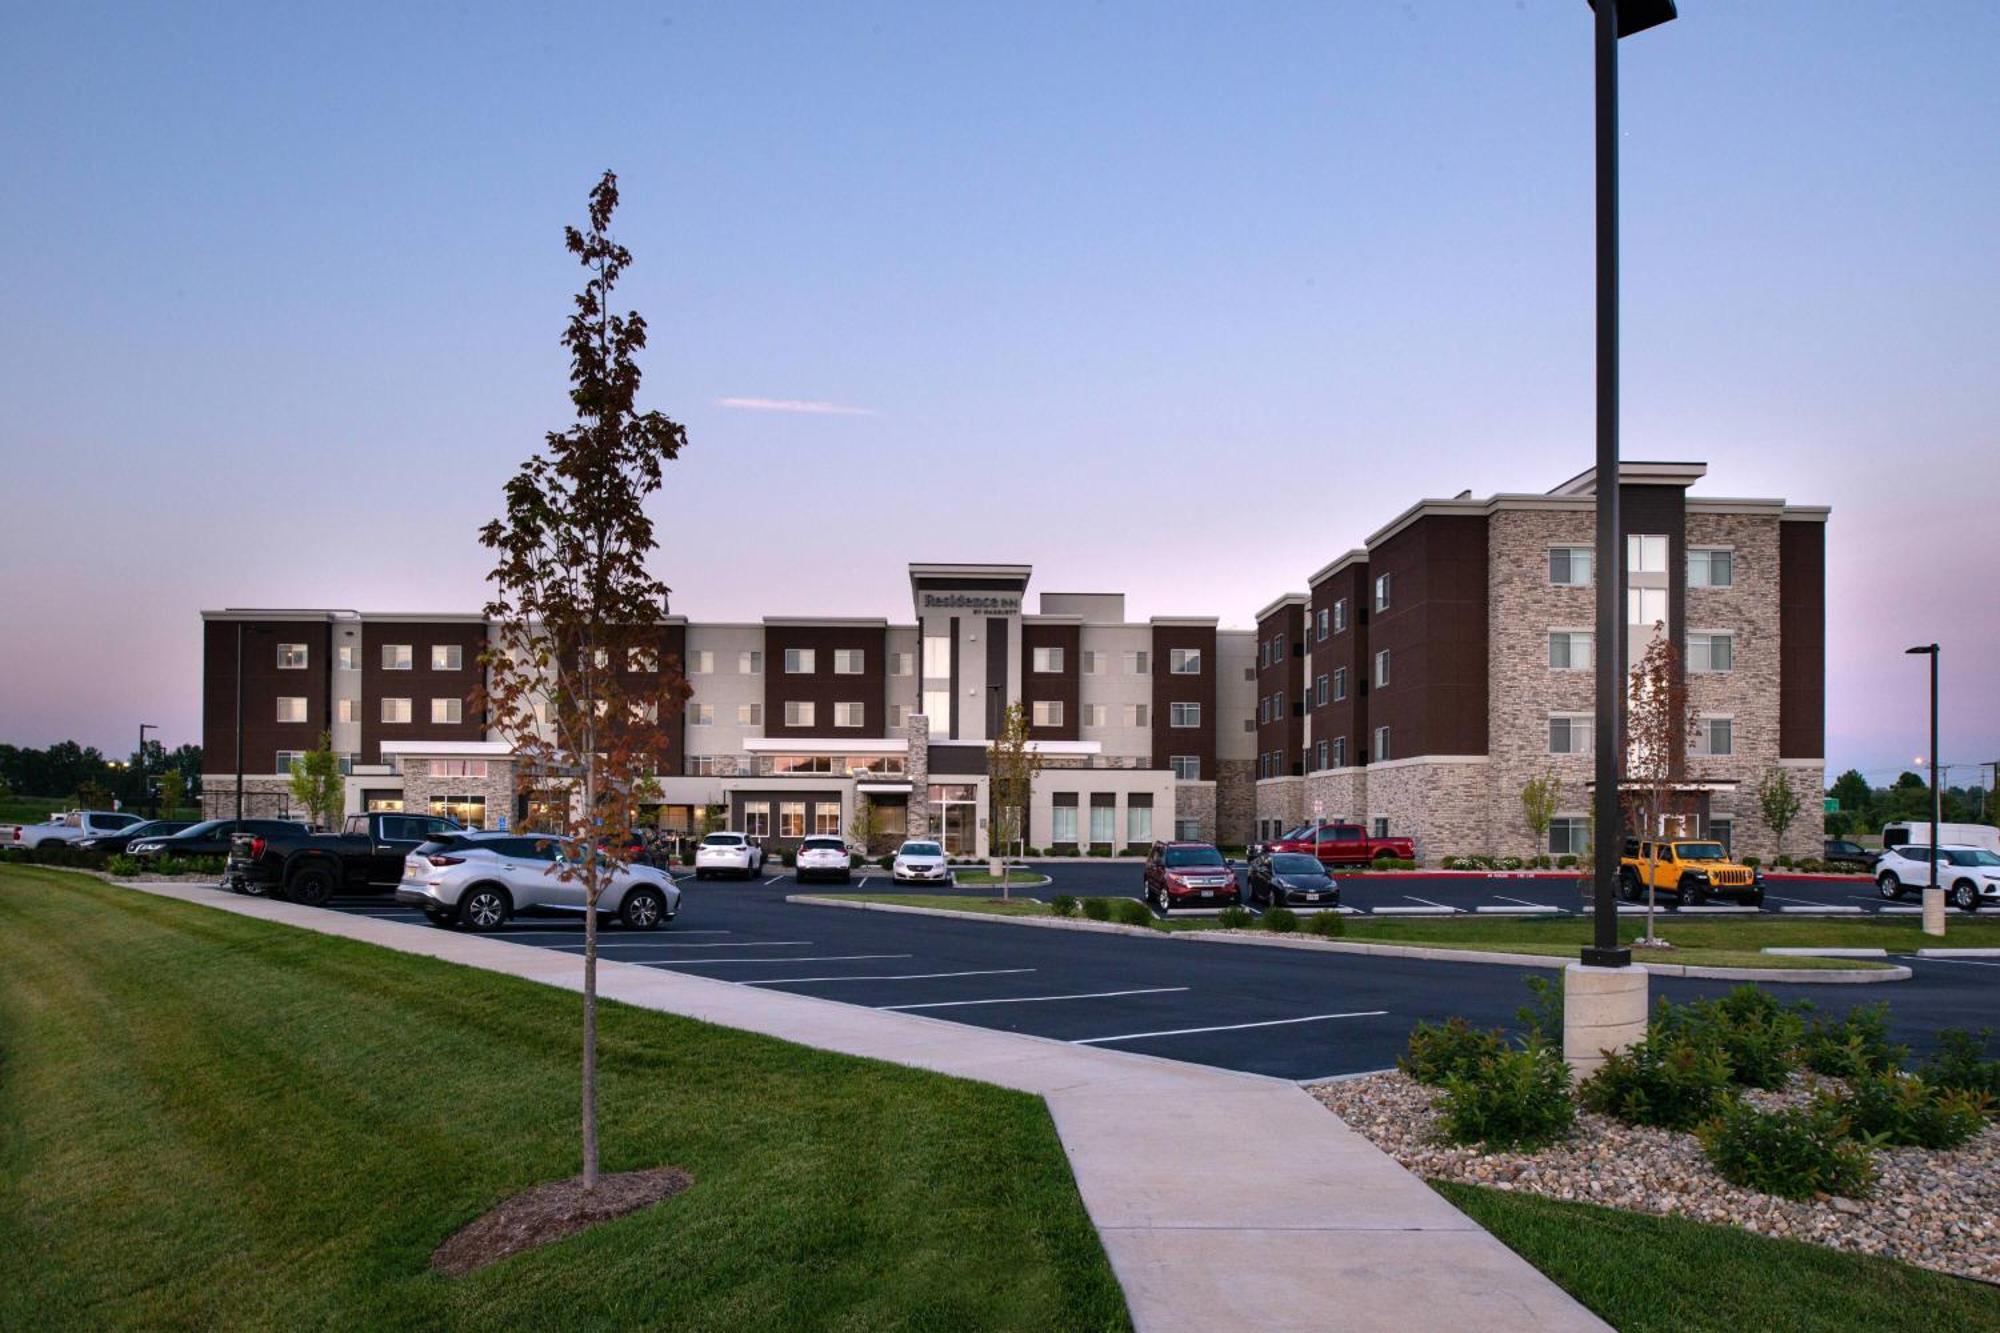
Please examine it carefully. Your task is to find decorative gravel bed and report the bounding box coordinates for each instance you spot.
[1313,1070,2000,1285]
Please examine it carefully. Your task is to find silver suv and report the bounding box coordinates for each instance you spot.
[396,832,682,931]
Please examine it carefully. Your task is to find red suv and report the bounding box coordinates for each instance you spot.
[1258,822,1414,867]
[1143,841,1241,915]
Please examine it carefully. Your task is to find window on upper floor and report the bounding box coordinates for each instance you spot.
[1692,716,1735,756]
[1549,816,1589,856]
[1083,703,1107,728]
[337,644,358,671]
[833,701,865,728]
[1548,630,1594,670]
[1170,702,1201,728]
[337,698,358,723]
[1315,673,1329,707]
[1169,647,1202,675]
[1316,608,1330,641]
[1373,725,1391,762]
[738,702,763,726]
[431,697,462,725]
[1333,598,1349,633]
[688,703,714,726]
[381,697,412,724]
[275,697,307,723]
[921,635,950,678]
[276,643,308,669]
[1032,700,1064,728]
[687,755,718,776]
[1689,548,1735,588]
[1373,574,1392,612]
[833,648,865,675]
[682,649,710,674]
[1549,547,1593,586]
[1170,755,1201,781]
[1125,703,1150,728]
[1125,649,1150,675]
[432,644,464,671]
[382,643,413,671]
[1331,736,1348,769]
[1334,667,1349,701]
[784,648,816,674]
[784,700,815,727]
[1081,650,1100,675]
[1627,534,1669,574]
[1688,631,1735,674]
[1032,645,1064,673]
[1548,714,1593,755]
[1374,649,1391,688]
[740,649,763,675]
[1628,587,1668,629]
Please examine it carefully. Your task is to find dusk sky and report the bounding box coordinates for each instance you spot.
[2,2,1994,789]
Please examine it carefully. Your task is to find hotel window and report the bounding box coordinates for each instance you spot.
[1549,816,1589,857]
[431,697,463,725]
[887,650,912,676]
[626,646,658,673]
[785,700,816,727]
[1316,608,1330,640]
[276,643,308,669]
[382,643,413,671]
[1090,798,1115,846]
[1175,819,1201,840]
[815,805,841,836]
[738,702,763,726]
[1549,547,1593,586]
[1050,800,1078,845]
[1373,574,1391,612]
[592,648,610,670]
[833,648,864,675]
[1032,646,1065,673]
[1688,548,1734,588]
[1548,714,1592,755]
[429,795,487,827]
[1083,703,1107,728]
[337,644,358,670]
[834,701,865,728]
[1373,726,1391,762]
[922,634,950,678]
[1170,755,1200,780]
[1710,818,1735,854]
[1315,739,1329,771]
[1032,700,1065,728]
[432,759,488,778]
[1548,631,1593,670]
[1373,650,1390,688]
[1125,703,1150,728]
[778,802,806,839]
[1331,736,1347,769]
[1333,667,1348,702]
[1127,796,1153,843]
[743,802,770,837]
[1692,716,1735,756]
[337,699,358,723]
[1627,534,1669,574]
[688,703,714,725]
[739,650,763,675]
[685,649,711,674]
[1082,650,1100,674]
[382,697,412,724]
[888,703,906,728]
[275,697,308,723]
[1169,702,1201,728]
[1275,632,1287,658]
[1333,598,1348,633]
[1315,674,1329,706]
[631,698,660,725]
[1168,647,1202,675]
[1372,817,1390,839]
[1628,587,1668,629]
[922,688,950,722]
[1688,631,1734,674]
[784,648,816,674]
[274,750,305,773]
[1258,640,1269,670]
[432,644,463,671]
[1124,650,1150,675]
[687,755,717,776]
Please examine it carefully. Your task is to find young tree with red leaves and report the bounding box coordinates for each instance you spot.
[480,171,689,1190]
[1624,626,1700,946]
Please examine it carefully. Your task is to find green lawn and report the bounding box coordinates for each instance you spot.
[1433,1181,2000,1332]
[0,867,1130,1331]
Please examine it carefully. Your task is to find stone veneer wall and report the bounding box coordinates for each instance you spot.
[1366,759,1491,864]
[1301,768,1368,826]
[1254,776,1304,836]
[1174,780,1217,843]
[905,713,931,838]
[400,758,520,829]
[1214,759,1255,846]
[201,777,298,820]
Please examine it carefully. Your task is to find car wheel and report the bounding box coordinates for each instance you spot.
[286,864,337,907]
[694,868,708,881]
[1680,877,1707,907]
[1618,870,1642,903]
[423,907,453,928]
[621,887,666,930]
[1876,872,1902,901]
[458,885,511,931]
[1155,892,1170,916]
[1953,881,1979,912]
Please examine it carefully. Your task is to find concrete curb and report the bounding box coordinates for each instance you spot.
[1914,948,2000,958]
[113,878,1605,1333]
[789,895,1912,984]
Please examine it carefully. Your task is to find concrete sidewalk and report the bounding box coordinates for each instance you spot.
[123,881,1604,1332]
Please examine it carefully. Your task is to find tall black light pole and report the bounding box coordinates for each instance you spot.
[1583,0,1677,968]
[138,723,158,816]
[1906,643,1940,911]
[234,622,245,824]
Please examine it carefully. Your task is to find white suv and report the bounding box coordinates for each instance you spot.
[891,840,950,885]
[795,835,854,884]
[395,832,681,931]
[1876,843,2000,911]
[693,831,764,880]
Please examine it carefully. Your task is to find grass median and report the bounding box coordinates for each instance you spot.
[0,867,1131,1331]
[1433,1181,2000,1332]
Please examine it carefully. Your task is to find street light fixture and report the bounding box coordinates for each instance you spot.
[1906,644,1942,933]
[1583,0,1678,970]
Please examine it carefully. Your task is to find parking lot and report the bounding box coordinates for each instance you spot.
[322,862,2000,1082]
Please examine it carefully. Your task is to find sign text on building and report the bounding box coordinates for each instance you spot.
[921,592,1021,613]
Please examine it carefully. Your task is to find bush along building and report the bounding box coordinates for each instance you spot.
[1249,461,1827,863]
[200,565,1258,855]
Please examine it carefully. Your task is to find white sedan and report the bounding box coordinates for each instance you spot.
[1876,843,2000,911]
[693,831,765,880]
[891,839,951,885]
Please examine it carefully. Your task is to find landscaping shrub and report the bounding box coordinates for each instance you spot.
[1372,851,1398,867]
[876,854,895,870]
[1080,897,1112,922]
[1088,846,1112,858]
[1305,911,1345,938]
[1579,1029,1736,1130]
[28,844,109,870]
[1697,1101,1876,1200]
[1261,905,1298,933]
[1918,1029,2000,1107]
[1112,897,1154,928]
[1498,855,1524,871]
[1438,1040,1576,1150]
[1400,1017,1507,1087]
[1742,854,1761,868]
[1049,895,1078,918]
[1655,987,1806,1090]
[104,854,141,877]
[1216,904,1252,929]
[1530,854,1553,869]
[1516,973,1564,1046]
[1800,1003,1907,1079]
[1832,1073,1990,1150]
[1556,854,1578,869]
[1775,854,1794,869]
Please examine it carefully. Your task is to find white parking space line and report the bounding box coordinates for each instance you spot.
[493,928,732,937]
[1764,893,1828,906]
[1780,905,1863,914]
[880,986,1191,1012]
[552,940,813,950]
[763,876,784,886]
[1072,1010,1388,1045]
[1402,896,1457,911]
[1905,955,2000,969]
[648,954,912,966]
[1495,895,1559,910]
[1475,905,1557,914]
[743,968,1037,986]
[1877,905,1925,914]
[1374,905,1455,916]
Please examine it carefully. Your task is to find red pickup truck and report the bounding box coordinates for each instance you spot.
[1258,822,1414,867]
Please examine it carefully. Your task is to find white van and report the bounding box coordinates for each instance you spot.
[1880,822,2000,856]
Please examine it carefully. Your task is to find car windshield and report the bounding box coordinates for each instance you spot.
[1165,846,1225,868]
[171,820,227,838]
[1269,854,1324,875]
[801,837,845,851]
[703,834,743,846]
[1675,843,1728,861]
[1946,849,2000,867]
[900,842,942,857]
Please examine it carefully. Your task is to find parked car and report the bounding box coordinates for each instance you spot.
[1254,821,1416,867]
[1246,851,1340,909]
[130,817,308,862]
[1618,838,1764,906]
[395,832,681,931]
[5,810,144,850]
[693,831,764,880]
[794,835,854,884]
[75,818,196,854]
[891,839,950,885]
[1143,841,1241,914]
[1881,822,2000,857]
[1821,839,1878,872]
[1874,843,2000,910]
[224,811,465,903]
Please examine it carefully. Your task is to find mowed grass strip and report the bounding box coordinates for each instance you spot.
[1432,1181,2000,1332]
[0,868,1130,1331]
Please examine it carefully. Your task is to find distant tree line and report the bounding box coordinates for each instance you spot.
[1825,768,1994,837]
[0,739,203,808]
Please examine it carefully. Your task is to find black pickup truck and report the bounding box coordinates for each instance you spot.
[226,811,466,905]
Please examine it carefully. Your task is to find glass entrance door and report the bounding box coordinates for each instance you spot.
[929,784,977,856]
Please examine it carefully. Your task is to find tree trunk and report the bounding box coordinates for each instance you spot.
[581,734,600,1191]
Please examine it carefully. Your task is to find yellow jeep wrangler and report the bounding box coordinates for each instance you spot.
[1619,838,1765,907]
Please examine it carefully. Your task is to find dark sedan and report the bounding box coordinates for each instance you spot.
[128,817,308,861]
[76,819,195,854]
[1822,839,1878,871]
[1247,851,1341,909]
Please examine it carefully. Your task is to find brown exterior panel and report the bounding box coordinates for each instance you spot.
[1779,520,1827,758]
[1021,621,1081,741]
[1255,602,1305,776]
[1150,624,1217,776]
[1307,564,1369,768]
[359,621,490,764]
[202,618,333,774]
[762,625,887,739]
[1366,515,1490,760]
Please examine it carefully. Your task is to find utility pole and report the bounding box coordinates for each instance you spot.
[234,622,245,824]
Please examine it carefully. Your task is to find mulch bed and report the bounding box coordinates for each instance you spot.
[431,1166,694,1276]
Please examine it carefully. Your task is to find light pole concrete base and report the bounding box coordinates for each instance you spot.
[1562,962,1649,1082]
[1923,887,1947,937]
